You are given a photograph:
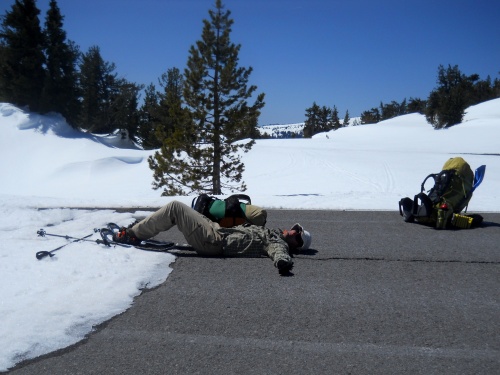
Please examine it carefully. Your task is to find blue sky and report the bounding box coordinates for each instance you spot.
[2,0,499,125]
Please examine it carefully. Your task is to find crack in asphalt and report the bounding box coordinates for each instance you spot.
[295,256,500,264]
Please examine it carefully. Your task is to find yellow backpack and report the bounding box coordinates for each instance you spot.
[399,157,485,229]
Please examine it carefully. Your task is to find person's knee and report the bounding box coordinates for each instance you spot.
[168,200,189,214]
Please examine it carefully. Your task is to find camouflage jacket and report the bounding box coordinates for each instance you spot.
[217,224,291,262]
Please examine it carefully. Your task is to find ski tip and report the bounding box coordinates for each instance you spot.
[107,223,121,231]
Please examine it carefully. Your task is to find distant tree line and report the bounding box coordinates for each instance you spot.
[302,103,350,137]
[424,65,499,129]
[2,1,499,144]
[303,65,500,137]
[0,0,144,139]
[0,0,263,196]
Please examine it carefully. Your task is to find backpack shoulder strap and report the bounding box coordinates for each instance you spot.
[413,192,434,218]
[420,173,438,193]
[224,195,246,218]
[228,194,251,205]
[192,194,218,221]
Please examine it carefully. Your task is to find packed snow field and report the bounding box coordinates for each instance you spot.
[0,99,499,371]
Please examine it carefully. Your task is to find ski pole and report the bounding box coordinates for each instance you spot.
[36,228,102,242]
[36,230,96,260]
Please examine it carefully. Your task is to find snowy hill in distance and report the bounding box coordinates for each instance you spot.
[258,117,361,138]
[258,122,305,138]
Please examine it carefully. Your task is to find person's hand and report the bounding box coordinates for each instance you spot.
[277,259,294,276]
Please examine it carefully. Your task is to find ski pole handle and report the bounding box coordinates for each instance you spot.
[36,250,55,260]
[36,231,94,260]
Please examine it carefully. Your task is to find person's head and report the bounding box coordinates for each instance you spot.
[283,223,312,254]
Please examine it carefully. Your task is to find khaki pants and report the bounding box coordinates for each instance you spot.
[131,201,224,255]
[244,204,267,226]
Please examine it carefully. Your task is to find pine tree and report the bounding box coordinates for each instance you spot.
[138,83,161,149]
[470,75,495,104]
[494,72,500,98]
[360,107,380,124]
[407,97,426,114]
[0,0,45,111]
[379,100,403,120]
[342,110,350,127]
[303,102,320,137]
[148,67,195,194]
[319,105,332,132]
[0,43,6,102]
[78,45,119,133]
[425,65,469,129]
[331,105,341,129]
[155,68,185,141]
[399,98,407,115]
[149,0,265,195]
[139,68,186,150]
[40,0,80,125]
[108,78,143,140]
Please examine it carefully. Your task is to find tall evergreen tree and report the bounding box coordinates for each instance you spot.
[108,78,143,140]
[470,75,495,104]
[303,102,321,138]
[379,100,405,120]
[78,45,119,133]
[425,64,477,128]
[155,68,185,142]
[138,83,161,149]
[407,97,426,114]
[139,68,185,149]
[78,46,106,131]
[331,105,341,129]
[149,0,265,195]
[0,43,6,102]
[360,107,380,124]
[342,110,350,127]
[0,0,45,111]
[494,72,500,98]
[304,103,348,136]
[40,0,80,124]
[319,105,332,132]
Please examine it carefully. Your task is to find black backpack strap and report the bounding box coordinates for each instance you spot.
[421,171,455,204]
[413,192,433,218]
[192,194,218,221]
[420,173,438,193]
[224,195,246,218]
[399,197,414,222]
[227,194,251,205]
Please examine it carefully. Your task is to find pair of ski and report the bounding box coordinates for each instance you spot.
[36,223,193,260]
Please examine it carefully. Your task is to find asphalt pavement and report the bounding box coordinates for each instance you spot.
[7,210,500,375]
